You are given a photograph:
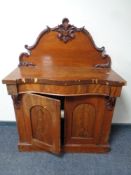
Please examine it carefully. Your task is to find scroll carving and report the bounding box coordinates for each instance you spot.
[82,30,111,68]
[95,61,111,68]
[19,50,31,62]
[18,28,50,65]
[18,61,35,67]
[95,47,111,68]
[105,96,116,110]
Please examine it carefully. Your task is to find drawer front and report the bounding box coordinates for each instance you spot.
[18,84,110,96]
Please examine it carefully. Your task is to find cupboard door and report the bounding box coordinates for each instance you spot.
[64,96,105,145]
[22,93,61,154]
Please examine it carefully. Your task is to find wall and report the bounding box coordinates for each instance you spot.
[0,0,131,123]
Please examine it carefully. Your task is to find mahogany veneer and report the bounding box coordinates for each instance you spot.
[2,18,126,154]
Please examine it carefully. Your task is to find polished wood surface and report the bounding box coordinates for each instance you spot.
[63,95,116,152]
[2,18,126,154]
[19,31,111,68]
[18,84,122,97]
[3,67,126,86]
[64,96,107,145]
[19,93,60,154]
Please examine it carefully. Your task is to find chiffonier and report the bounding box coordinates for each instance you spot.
[2,18,126,154]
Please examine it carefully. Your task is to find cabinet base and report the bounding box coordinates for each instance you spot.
[18,143,110,153]
[18,143,46,152]
[62,144,110,153]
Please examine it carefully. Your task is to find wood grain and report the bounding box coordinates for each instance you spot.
[2,18,126,153]
[17,84,122,97]
[22,93,61,154]
[3,67,126,86]
[19,29,111,68]
[72,104,96,138]
[64,96,105,145]
[30,105,53,145]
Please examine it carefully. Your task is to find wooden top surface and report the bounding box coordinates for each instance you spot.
[2,66,126,86]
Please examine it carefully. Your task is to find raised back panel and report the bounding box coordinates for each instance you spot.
[19,18,111,68]
[72,103,96,138]
[64,96,105,145]
[30,105,53,145]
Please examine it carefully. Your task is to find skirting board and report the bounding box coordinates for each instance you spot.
[0,121,131,126]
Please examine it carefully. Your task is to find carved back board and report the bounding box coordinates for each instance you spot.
[19,18,111,69]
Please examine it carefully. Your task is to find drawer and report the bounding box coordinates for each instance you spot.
[17,84,110,96]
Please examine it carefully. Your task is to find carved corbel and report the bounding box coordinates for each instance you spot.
[105,96,116,110]
[12,95,22,108]
[7,84,18,95]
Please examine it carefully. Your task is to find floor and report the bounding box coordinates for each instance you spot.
[0,123,130,175]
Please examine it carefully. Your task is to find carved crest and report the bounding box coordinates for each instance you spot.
[52,18,83,43]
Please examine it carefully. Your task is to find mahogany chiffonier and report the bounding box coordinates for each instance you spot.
[2,18,126,154]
